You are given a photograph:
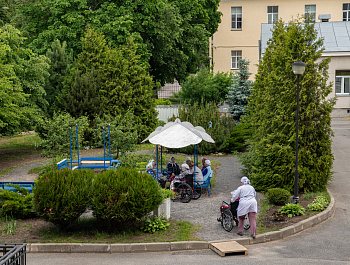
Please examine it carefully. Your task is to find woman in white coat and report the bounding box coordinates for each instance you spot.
[231,176,258,239]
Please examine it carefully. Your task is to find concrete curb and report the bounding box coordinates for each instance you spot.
[26,190,335,253]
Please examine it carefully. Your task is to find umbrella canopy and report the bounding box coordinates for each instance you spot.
[142,118,215,148]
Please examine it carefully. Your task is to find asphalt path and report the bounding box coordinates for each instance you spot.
[27,118,350,264]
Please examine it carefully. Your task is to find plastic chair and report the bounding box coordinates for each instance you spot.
[195,169,213,197]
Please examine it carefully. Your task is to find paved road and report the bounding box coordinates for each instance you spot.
[27,118,350,264]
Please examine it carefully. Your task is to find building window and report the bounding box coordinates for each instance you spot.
[305,5,316,22]
[335,71,350,95]
[267,6,278,24]
[231,50,242,69]
[343,3,350,21]
[231,7,242,30]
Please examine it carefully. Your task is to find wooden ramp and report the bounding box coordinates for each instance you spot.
[209,241,248,257]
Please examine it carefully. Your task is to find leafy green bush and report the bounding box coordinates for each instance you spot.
[143,216,170,233]
[37,112,89,157]
[155,99,172,105]
[160,189,175,199]
[225,123,253,153]
[0,185,36,219]
[34,168,95,229]
[177,68,233,106]
[91,111,139,158]
[267,188,291,206]
[279,203,305,218]
[91,168,163,228]
[307,195,330,211]
[169,102,235,154]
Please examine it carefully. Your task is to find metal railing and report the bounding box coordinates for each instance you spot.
[0,243,27,265]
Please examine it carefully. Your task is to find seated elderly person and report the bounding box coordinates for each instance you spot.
[201,159,212,182]
[188,160,203,182]
[146,159,167,188]
[170,163,191,191]
[167,157,181,182]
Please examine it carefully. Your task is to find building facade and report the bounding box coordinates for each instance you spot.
[211,0,350,116]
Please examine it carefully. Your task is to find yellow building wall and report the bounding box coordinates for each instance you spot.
[212,0,345,76]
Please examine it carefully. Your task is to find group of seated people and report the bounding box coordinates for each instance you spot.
[146,156,212,190]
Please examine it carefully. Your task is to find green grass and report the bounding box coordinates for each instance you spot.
[35,218,200,243]
[0,134,41,149]
[136,143,155,151]
[0,159,45,177]
[256,198,274,234]
[28,166,43,175]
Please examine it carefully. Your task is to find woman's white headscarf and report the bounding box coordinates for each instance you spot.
[146,159,155,170]
[204,159,211,166]
[181,163,190,170]
[241,176,250,185]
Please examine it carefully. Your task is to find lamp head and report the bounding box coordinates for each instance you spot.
[292,60,306,75]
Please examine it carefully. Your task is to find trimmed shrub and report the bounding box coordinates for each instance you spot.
[267,188,291,206]
[91,168,163,228]
[0,185,36,219]
[34,168,95,229]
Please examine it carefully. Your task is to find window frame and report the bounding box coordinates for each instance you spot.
[343,3,350,21]
[305,5,316,23]
[231,6,242,30]
[267,6,278,24]
[335,71,350,95]
[231,50,242,70]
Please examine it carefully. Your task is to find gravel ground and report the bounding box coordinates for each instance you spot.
[1,153,259,241]
[171,155,261,241]
[0,160,48,182]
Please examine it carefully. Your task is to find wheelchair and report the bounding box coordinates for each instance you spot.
[218,200,250,232]
[172,174,202,203]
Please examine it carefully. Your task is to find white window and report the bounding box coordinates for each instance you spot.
[335,71,350,95]
[231,7,242,30]
[231,51,242,69]
[343,3,350,21]
[305,5,316,22]
[267,6,278,24]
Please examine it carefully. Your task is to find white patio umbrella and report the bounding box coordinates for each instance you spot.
[142,118,215,182]
[142,118,215,148]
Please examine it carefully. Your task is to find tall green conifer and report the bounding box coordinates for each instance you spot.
[241,19,336,193]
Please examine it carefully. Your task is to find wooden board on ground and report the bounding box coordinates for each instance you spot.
[209,241,248,257]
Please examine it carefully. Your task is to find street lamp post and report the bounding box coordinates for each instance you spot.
[291,60,306,204]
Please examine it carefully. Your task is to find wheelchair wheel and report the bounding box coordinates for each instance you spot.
[244,215,250,230]
[192,181,202,200]
[177,183,192,203]
[221,208,234,232]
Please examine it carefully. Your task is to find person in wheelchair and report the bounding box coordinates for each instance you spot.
[170,163,190,191]
[231,176,257,239]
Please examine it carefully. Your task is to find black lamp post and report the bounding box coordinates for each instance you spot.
[291,60,306,204]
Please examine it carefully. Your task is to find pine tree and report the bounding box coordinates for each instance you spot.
[227,59,253,123]
[45,40,73,117]
[241,19,336,193]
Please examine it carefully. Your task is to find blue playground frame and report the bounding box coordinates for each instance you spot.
[57,124,120,171]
